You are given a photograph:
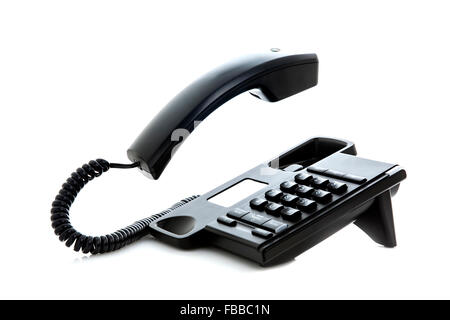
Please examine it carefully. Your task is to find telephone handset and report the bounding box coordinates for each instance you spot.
[127,52,318,179]
[51,51,406,265]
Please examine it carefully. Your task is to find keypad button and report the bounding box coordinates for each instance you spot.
[217,216,237,226]
[265,189,283,202]
[242,213,271,226]
[249,198,268,211]
[343,174,367,184]
[280,194,299,207]
[328,181,348,194]
[311,177,330,189]
[280,181,298,193]
[262,220,288,233]
[281,207,302,221]
[295,185,314,197]
[227,208,249,219]
[265,202,284,216]
[311,189,333,203]
[283,164,303,172]
[294,172,313,185]
[307,166,328,174]
[252,228,273,239]
[296,198,317,213]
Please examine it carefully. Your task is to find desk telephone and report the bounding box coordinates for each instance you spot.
[51,51,406,266]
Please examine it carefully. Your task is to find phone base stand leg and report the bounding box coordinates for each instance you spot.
[354,190,397,248]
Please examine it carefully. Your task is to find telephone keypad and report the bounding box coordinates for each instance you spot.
[223,166,369,245]
[243,171,358,228]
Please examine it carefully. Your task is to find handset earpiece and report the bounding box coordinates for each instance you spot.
[127,51,318,179]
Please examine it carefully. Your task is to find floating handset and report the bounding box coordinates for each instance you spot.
[128,52,318,179]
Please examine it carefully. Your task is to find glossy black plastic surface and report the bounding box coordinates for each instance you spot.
[147,137,407,266]
[128,52,318,179]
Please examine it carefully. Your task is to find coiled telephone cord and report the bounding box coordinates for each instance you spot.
[50,159,199,254]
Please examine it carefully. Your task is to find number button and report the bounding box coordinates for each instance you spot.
[280,181,298,193]
[265,189,283,202]
[296,185,314,197]
[249,198,268,211]
[328,181,348,194]
[296,198,317,213]
[281,194,299,207]
[311,189,332,204]
[280,207,302,221]
[265,202,284,216]
[311,177,330,189]
[294,173,313,185]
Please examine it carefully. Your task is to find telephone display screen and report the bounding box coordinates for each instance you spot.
[208,179,267,207]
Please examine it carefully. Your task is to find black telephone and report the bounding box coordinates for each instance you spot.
[51,51,406,266]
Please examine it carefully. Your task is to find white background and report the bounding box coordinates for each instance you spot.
[1,0,449,299]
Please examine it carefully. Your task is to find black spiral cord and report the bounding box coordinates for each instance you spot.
[51,159,199,254]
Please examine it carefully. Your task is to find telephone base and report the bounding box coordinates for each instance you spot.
[149,137,407,266]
